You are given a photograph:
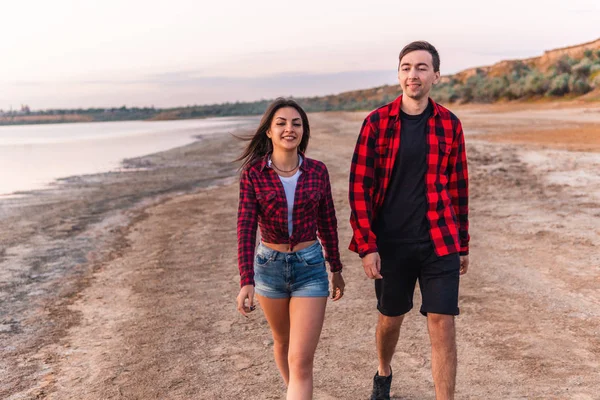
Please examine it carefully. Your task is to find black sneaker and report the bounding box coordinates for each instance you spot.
[370,367,392,400]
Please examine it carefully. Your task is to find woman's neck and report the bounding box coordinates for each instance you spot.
[270,150,299,175]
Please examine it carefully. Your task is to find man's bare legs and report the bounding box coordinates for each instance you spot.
[376,313,405,376]
[427,313,456,400]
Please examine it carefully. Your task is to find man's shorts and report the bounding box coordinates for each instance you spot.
[375,241,460,317]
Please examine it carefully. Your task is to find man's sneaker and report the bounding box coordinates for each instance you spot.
[370,367,392,400]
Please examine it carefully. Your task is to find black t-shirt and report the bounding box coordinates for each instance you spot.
[374,102,433,244]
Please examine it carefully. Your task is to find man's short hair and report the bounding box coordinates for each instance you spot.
[398,41,440,72]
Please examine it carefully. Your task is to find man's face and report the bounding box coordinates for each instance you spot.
[398,50,440,100]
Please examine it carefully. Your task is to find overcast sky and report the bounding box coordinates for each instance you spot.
[1,0,599,109]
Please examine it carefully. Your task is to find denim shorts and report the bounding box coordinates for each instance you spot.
[254,241,329,299]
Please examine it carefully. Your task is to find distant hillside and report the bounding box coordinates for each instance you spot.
[432,38,600,103]
[2,39,600,125]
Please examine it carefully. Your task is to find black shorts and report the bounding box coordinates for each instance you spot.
[375,241,460,317]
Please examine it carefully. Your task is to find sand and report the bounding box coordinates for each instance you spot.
[1,102,599,399]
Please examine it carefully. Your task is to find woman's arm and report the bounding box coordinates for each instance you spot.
[237,168,259,287]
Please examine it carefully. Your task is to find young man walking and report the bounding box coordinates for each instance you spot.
[348,41,470,400]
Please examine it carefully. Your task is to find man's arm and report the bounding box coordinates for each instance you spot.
[448,119,469,256]
[349,119,379,257]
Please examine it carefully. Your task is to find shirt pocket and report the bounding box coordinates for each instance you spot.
[256,191,280,217]
[438,137,452,155]
[300,191,321,215]
[438,137,453,172]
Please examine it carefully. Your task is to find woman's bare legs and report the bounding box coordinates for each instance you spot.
[257,295,291,385]
[286,297,327,400]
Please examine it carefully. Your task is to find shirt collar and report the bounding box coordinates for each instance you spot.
[389,94,440,118]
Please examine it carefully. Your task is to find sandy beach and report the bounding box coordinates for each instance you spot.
[1,102,600,399]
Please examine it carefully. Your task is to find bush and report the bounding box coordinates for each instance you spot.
[572,58,593,77]
[554,56,574,74]
[547,73,570,96]
[569,76,592,95]
[522,71,549,96]
[590,69,600,87]
[432,82,461,103]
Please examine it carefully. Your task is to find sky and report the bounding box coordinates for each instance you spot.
[1,0,599,110]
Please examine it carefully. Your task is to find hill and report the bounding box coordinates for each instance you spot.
[2,39,600,125]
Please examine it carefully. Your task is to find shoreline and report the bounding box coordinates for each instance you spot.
[0,128,249,397]
[0,116,259,197]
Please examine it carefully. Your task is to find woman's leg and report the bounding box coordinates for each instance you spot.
[286,297,327,400]
[256,294,291,385]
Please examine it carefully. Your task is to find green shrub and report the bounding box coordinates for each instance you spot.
[569,76,592,95]
[554,56,574,74]
[522,71,549,96]
[572,58,593,77]
[547,73,570,96]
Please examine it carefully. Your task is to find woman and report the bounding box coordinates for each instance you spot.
[236,98,345,399]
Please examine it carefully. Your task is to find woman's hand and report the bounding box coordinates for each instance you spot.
[330,271,345,301]
[236,285,256,317]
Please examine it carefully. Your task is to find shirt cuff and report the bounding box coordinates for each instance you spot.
[359,246,379,259]
[240,271,255,288]
[328,258,343,273]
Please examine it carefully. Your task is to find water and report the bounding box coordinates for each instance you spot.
[0,116,259,196]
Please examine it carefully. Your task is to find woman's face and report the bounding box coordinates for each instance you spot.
[267,107,304,153]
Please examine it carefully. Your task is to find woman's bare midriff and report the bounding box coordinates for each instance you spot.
[262,240,316,253]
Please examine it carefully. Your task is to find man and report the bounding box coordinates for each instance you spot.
[348,41,470,400]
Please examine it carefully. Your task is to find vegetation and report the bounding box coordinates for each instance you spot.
[432,52,600,104]
[2,46,600,125]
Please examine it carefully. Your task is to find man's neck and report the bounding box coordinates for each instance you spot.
[400,95,430,115]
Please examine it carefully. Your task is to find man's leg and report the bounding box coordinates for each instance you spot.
[418,244,460,400]
[376,313,405,376]
[372,243,418,399]
[427,313,456,400]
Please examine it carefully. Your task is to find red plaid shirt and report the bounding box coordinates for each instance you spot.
[349,95,469,258]
[237,154,342,287]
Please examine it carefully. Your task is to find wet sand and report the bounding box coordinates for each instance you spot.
[1,102,599,399]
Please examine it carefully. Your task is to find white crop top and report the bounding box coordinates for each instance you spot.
[269,156,303,236]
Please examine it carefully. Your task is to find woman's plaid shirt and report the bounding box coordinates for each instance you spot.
[237,155,342,287]
[349,95,470,258]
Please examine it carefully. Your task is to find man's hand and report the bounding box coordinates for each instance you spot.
[362,252,382,279]
[460,255,469,275]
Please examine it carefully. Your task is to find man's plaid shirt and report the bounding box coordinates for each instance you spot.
[349,95,470,258]
[237,155,342,287]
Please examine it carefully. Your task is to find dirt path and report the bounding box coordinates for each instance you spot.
[4,106,600,399]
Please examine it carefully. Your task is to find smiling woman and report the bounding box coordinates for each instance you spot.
[234,98,345,399]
